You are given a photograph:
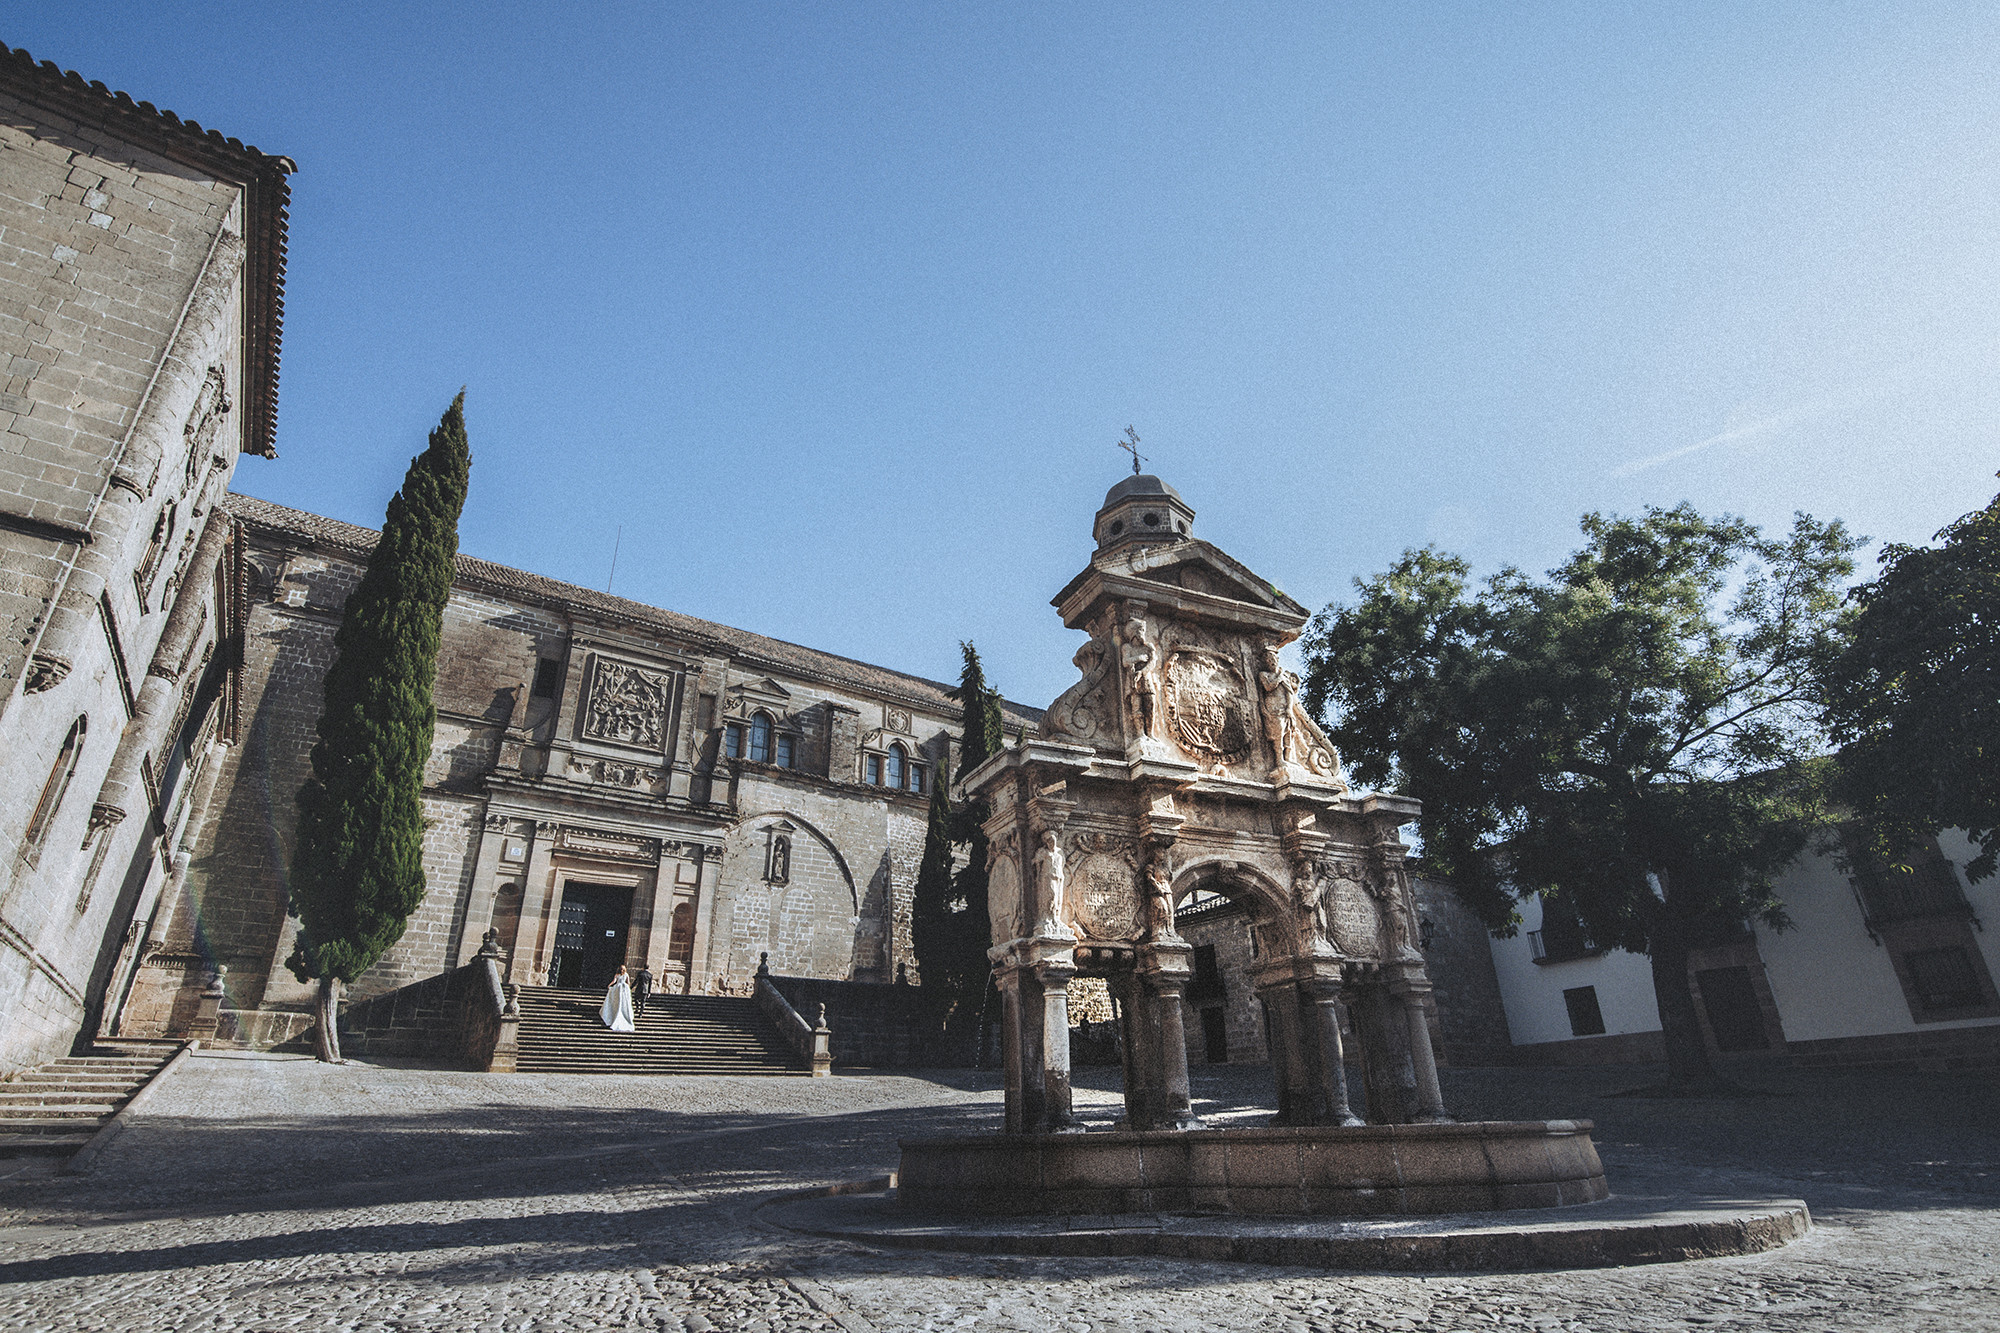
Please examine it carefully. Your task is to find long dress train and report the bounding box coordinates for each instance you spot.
[601,977,635,1032]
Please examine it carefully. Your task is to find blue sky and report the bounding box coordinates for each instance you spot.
[14,4,2000,705]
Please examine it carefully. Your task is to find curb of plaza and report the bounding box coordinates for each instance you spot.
[62,1040,199,1177]
[759,1182,1811,1273]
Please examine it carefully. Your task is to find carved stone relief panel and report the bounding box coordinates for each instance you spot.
[883,706,912,735]
[1313,856,1378,958]
[1065,830,1141,941]
[582,656,672,750]
[554,826,658,863]
[1163,649,1254,769]
[986,830,1023,944]
[567,753,662,790]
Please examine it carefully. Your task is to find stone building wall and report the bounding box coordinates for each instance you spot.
[123,493,1036,1043]
[0,49,291,1074]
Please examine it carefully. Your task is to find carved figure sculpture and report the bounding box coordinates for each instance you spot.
[1290,850,1330,951]
[1117,607,1157,742]
[1368,866,1421,960]
[1033,828,1071,936]
[1143,850,1177,939]
[1259,645,1301,767]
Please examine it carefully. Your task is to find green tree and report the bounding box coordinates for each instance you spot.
[909,642,1006,1044]
[1302,504,1858,1090]
[1822,478,2000,886]
[287,394,471,1063]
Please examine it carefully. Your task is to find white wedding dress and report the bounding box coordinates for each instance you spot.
[601,976,635,1032]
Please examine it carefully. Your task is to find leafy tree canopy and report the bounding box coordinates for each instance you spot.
[1823,478,2000,884]
[1302,503,1858,1086]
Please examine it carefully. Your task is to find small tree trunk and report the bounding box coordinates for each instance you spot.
[312,975,344,1064]
[1647,930,1720,1090]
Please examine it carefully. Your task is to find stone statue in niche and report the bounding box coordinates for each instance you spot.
[1142,849,1178,940]
[766,833,791,885]
[1369,865,1421,960]
[1033,828,1072,937]
[1116,607,1157,743]
[584,659,670,749]
[1291,850,1331,952]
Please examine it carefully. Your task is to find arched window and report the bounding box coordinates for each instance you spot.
[885,744,905,791]
[24,716,85,866]
[749,712,773,764]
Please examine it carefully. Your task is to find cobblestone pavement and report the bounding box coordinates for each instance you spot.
[0,1052,1993,1332]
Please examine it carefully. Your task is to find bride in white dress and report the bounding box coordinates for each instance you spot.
[601,965,636,1032]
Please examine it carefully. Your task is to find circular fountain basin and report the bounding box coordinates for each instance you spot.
[898,1119,1608,1216]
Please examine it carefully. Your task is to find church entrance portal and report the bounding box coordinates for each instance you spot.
[549,883,633,989]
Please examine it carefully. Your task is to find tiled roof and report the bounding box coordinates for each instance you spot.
[0,43,293,458]
[223,492,1043,725]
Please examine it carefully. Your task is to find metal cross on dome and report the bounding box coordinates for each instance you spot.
[1116,425,1146,475]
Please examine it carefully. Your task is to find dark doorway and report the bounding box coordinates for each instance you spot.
[1199,1006,1228,1064]
[1695,966,1770,1051]
[550,883,633,989]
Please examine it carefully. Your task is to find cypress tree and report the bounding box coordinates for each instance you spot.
[287,393,471,1062]
[909,642,1009,1046]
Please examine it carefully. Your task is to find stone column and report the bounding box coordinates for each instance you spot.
[512,823,561,984]
[1391,975,1452,1123]
[1034,955,1080,1132]
[1305,977,1364,1127]
[996,960,1047,1134]
[1149,970,1202,1131]
[1253,971,1313,1125]
[1108,970,1148,1128]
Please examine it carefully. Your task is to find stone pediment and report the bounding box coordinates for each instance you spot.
[725,677,793,716]
[1052,539,1308,636]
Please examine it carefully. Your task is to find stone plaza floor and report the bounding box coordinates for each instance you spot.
[0,1053,1993,1332]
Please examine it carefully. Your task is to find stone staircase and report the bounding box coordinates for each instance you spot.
[0,1041,181,1159]
[512,986,809,1076]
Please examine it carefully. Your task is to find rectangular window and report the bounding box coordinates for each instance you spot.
[723,724,743,759]
[775,734,794,768]
[908,763,926,794]
[864,754,882,785]
[1906,946,1985,1012]
[1562,985,1606,1037]
[531,659,562,699]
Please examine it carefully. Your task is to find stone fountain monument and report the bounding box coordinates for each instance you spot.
[898,473,1609,1215]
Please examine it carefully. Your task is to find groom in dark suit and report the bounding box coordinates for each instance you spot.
[631,965,654,1018]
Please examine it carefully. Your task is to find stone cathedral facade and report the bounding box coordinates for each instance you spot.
[114,493,1034,1048]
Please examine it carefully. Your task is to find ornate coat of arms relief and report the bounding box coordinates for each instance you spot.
[583,658,671,749]
[1164,649,1254,770]
[1064,830,1141,940]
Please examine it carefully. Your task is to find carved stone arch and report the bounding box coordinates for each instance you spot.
[1169,856,1290,928]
